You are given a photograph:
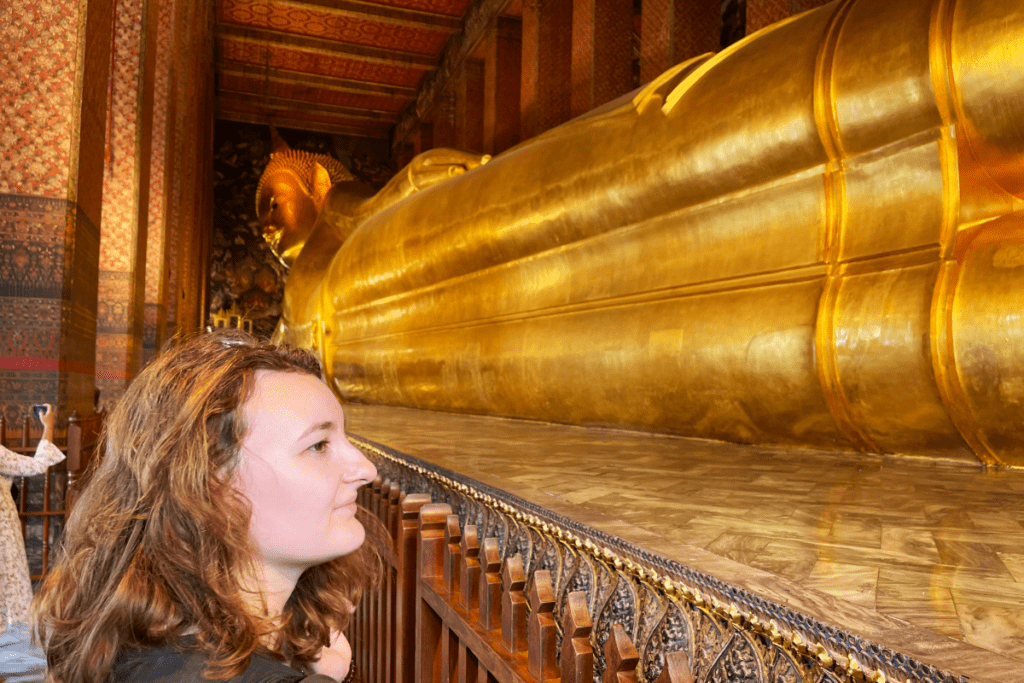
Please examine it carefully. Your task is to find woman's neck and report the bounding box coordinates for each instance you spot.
[244,560,304,619]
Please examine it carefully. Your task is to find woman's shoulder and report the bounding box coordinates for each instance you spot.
[108,641,331,683]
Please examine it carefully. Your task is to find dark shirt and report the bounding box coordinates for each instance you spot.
[109,638,335,683]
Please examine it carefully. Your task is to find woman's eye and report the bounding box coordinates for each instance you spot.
[309,440,330,453]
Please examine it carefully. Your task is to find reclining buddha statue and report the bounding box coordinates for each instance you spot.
[257,0,1024,467]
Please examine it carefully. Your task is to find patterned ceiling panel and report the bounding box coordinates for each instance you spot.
[218,0,450,55]
[214,0,473,139]
[219,73,408,112]
[366,0,474,17]
[218,38,429,88]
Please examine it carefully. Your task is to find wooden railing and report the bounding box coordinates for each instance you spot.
[349,438,967,683]
[1,409,105,580]
[353,472,692,683]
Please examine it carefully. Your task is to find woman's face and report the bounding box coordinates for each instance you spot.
[234,370,377,576]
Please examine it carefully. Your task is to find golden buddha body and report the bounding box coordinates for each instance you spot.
[260,0,1024,467]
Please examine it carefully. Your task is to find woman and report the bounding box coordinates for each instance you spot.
[33,331,385,683]
[1,404,64,628]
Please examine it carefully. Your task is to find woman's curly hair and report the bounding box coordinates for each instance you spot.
[32,330,386,683]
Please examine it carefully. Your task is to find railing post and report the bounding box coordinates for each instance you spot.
[655,651,696,683]
[478,537,501,630]
[527,569,558,681]
[361,475,382,681]
[418,503,451,683]
[458,525,480,613]
[396,493,432,683]
[561,591,593,683]
[444,514,461,597]
[603,624,639,683]
[501,553,528,654]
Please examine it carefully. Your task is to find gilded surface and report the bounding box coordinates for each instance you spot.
[261,0,1024,466]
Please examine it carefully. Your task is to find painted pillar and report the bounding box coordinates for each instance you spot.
[0,0,115,425]
[640,0,721,85]
[143,0,176,364]
[571,0,633,117]
[521,0,573,139]
[433,91,457,149]
[413,122,434,155]
[163,0,215,341]
[483,17,521,155]
[95,0,155,407]
[746,0,788,34]
[457,58,485,154]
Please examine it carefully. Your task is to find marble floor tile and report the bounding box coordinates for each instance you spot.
[802,560,879,610]
[552,486,614,504]
[748,540,819,582]
[934,539,1016,574]
[880,527,943,564]
[954,599,1024,660]
[876,571,963,640]
[999,553,1024,583]
[704,532,773,564]
[828,512,882,549]
[967,512,1024,533]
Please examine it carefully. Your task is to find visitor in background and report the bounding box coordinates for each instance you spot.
[1,404,64,630]
[33,331,386,683]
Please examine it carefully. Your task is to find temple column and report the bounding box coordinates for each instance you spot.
[163,0,215,340]
[0,0,115,424]
[456,58,485,153]
[143,0,176,364]
[483,17,521,155]
[521,0,572,139]
[95,0,156,406]
[640,0,721,85]
[571,0,632,117]
[746,0,832,38]
[745,0,788,34]
[433,91,457,149]
[413,122,434,155]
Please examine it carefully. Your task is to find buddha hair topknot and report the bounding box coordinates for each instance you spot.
[255,148,355,214]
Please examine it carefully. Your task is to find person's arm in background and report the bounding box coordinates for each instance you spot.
[0,405,65,478]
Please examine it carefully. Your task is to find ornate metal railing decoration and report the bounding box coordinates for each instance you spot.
[349,435,966,683]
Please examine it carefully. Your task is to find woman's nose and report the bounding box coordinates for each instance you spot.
[342,440,377,485]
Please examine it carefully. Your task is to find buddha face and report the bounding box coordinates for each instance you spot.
[257,168,321,268]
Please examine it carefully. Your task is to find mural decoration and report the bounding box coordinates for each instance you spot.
[209,121,394,338]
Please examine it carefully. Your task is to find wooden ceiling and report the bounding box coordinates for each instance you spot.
[214,0,478,140]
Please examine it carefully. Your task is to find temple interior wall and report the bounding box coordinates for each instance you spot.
[1,0,829,423]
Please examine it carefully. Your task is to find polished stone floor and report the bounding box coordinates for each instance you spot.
[345,404,1024,683]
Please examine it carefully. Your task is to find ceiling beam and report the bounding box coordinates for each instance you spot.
[392,0,512,150]
[217,61,417,100]
[216,25,439,69]
[216,110,391,139]
[218,91,402,122]
[273,0,462,31]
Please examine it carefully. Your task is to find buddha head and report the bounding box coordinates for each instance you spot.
[256,128,354,268]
